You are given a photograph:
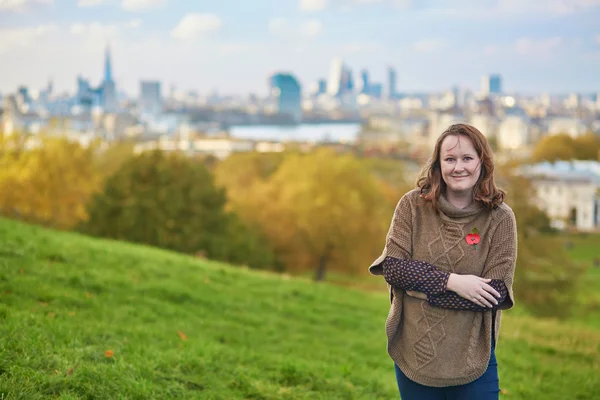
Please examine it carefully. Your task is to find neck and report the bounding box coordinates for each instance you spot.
[444,189,474,209]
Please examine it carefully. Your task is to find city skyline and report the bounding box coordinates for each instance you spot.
[1,0,600,96]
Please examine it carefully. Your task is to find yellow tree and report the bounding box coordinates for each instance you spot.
[531,134,575,162]
[253,148,391,280]
[213,151,286,209]
[573,133,600,160]
[0,134,102,229]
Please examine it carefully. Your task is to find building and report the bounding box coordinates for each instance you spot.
[480,74,502,96]
[134,136,254,159]
[327,58,345,97]
[387,66,397,99]
[102,46,118,112]
[518,161,600,231]
[497,115,532,151]
[269,73,302,122]
[545,117,588,138]
[140,81,162,115]
[359,69,370,95]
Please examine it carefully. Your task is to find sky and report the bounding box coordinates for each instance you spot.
[1,0,599,97]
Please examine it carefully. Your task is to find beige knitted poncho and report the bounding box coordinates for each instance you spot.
[370,189,517,387]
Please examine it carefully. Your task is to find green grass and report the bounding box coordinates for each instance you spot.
[1,219,599,399]
[559,233,600,329]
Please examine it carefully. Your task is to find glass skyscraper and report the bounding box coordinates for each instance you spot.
[269,73,302,122]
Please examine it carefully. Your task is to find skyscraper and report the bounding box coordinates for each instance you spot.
[359,69,370,95]
[327,58,344,97]
[140,81,162,115]
[480,74,502,96]
[269,73,302,122]
[102,45,117,112]
[387,66,397,99]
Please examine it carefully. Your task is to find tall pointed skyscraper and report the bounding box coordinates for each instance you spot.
[104,45,113,83]
[102,44,117,112]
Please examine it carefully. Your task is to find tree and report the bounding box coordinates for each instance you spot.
[531,132,600,162]
[362,157,413,209]
[249,149,392,281]
[531,134,575,162]
[0,133,102,229]
[81,150,275,269]
[573,133,600,161]
[213,151,287,212]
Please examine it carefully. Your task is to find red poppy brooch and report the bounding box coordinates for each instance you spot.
[465,227,481,251]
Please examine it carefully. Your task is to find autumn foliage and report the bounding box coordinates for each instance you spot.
[531,133,600,163]
[0,133,102,229]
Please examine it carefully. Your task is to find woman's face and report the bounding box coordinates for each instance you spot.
[439,134,482,196]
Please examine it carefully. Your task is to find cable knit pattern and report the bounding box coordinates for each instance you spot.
[369,189,517,387]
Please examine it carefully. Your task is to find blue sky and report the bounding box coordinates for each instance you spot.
[1,0,599,96]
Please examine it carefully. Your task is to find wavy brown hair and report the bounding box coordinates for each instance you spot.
[415,123,505,211]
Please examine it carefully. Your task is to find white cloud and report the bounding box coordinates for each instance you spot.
[412,38,444,53]
[515,36,562,55]
[77,0,108,6]
[0,24,58,54]
[299,0,327,11]
[70,21,118,38]
[0,0,52,12]
[127,18,142,28]
[301,18,323,37]
[121,0,165,12]
[171,13,222,40]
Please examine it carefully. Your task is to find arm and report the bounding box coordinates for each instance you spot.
[382,256,450,296]
[419,212,517,311]
[389,256,507,311]
[427,279,508,311]
[478,212,518,311]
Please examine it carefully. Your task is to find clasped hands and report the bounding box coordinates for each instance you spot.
[405,273,501,308]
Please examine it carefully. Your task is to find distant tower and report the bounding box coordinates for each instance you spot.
[105,46,113,82]
[480,74,502,96]
[387,66,397,99]
[102,44,117,112]
[140,81,162,115]
[359,69,370,95]
[269,72,302,122]
[327,58,344,97]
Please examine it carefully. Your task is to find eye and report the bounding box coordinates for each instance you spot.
[445,157,455,162]
[464,156,473,161]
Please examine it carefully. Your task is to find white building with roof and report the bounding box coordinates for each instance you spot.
[518,161,600,231]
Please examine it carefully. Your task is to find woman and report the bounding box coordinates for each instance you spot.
[369,123,517,400]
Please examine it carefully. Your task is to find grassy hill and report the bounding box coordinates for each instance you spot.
[0,218,599,399]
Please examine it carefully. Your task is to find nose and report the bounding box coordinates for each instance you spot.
[453,161,465,172]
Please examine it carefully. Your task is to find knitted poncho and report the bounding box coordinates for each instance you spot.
[370,189,517,387]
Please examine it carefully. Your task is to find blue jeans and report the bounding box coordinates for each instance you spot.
[394,347,500,400]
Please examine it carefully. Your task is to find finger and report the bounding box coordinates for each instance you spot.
[472,296,490,308]
[480,290,498,306]
[477,277,492,283]
[478,294,494,308]
[482,284,501,298]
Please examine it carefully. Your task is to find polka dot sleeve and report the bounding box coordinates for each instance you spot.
[382,256,450,296]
